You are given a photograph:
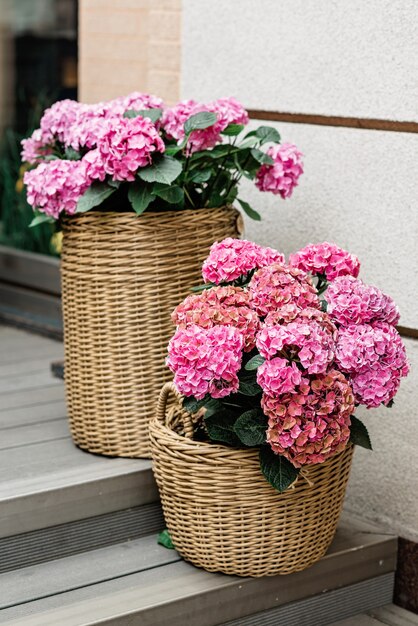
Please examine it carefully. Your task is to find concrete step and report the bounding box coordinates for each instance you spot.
[0,518,397,626]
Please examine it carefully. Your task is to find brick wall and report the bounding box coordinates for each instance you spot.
[78,0,181,104]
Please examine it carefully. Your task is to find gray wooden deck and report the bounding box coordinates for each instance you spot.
[0,322,413,626]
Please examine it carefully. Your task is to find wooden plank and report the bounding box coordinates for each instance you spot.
[0,527,397,626]
[0,437,157,537]
[0,327,61,350]
[0,344,64,365]
[0,419,69,450]
[0,401,67,428]
[370,605,418,625]
[0,370,63,394]
[0,386,65,411]
[0,358,63,379]
[330,615,384,625]
[0,285,62,333]
[0,536,181,610]
[0,438,141,487]
[0,246,60,295]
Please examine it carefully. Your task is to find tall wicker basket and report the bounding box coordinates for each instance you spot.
[150,382,354,577]
[61,206,241,458]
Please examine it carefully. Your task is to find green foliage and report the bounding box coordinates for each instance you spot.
[128,183,155,215]
[204,410,242,446]
[138,155,182,185]
[244,355,265,371]
[349,415,373,450]
[158,529,175,550]
[259,446,299,492]
[76,183,116,213]
[123,108,163,123]
[184,111,218,134]
[0,128,55,255]
[234,409,268,446]
[237,199,261,221]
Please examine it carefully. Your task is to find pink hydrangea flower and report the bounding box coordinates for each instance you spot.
[264,370,354,467]
[325,276,400,326]
[92,116,165,182]
[167,324,244,399]
[162,97,248,155]
[256,321,335,374]
[264,305,337,338]
[23,159,90,218]
[257,357,303,395]
[202,238,285,285]
[102,92,164,117]
[249,262,320,317]
[172,286,260,351]
[39,99,81,145]
[350,366,403,409]
[21,129,52,164]
[335,322,409,408]
[289,242,360,281]
[255,143,303,198]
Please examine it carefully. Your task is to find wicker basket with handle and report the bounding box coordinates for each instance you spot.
[61,206,241,458]
[150,382,354,577]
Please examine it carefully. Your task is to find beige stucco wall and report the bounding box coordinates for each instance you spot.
[181,0,418,540]
[78,0,181,104]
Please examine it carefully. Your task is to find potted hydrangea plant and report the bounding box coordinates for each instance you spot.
[150,239,409,577]
[21,93,303,458]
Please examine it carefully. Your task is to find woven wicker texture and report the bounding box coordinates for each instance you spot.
[150,382,354,577]
[61,207,241,458]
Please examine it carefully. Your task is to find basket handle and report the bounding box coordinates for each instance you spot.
[156,382,195,439]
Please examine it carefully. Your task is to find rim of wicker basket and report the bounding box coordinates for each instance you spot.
[152,382,353,488]
[61,205,243,230]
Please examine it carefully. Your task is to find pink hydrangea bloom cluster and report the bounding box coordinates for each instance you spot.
[161,97,249,154]
[335,322,409,407]
[202,238,284,285]
[167,324,243,399]
[21,93,164,161]
[23,160,90,218]
[263,370,354,467]
[255,143,304,198]
[84,116,165,182]
[21,129,53,164]
[169,236,409,469]
[289,242,360,281]
[325,276,400,326]
[172,286,260,351]
[249,263,320,316]
[264,306,337,338]
[256,321,335,374]
[257,358,302,395]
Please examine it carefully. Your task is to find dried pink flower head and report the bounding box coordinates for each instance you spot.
[202,238,285,285]
[264,306,337,338]
[167,324,244,399]
[23,159,90,218]
[172,286,260,351]
[289,242,360,281]
[255,143,303,198]
[256,320,335,374]
[264,370,354,467]
[325,276,400,326]
[249,263,320,317]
